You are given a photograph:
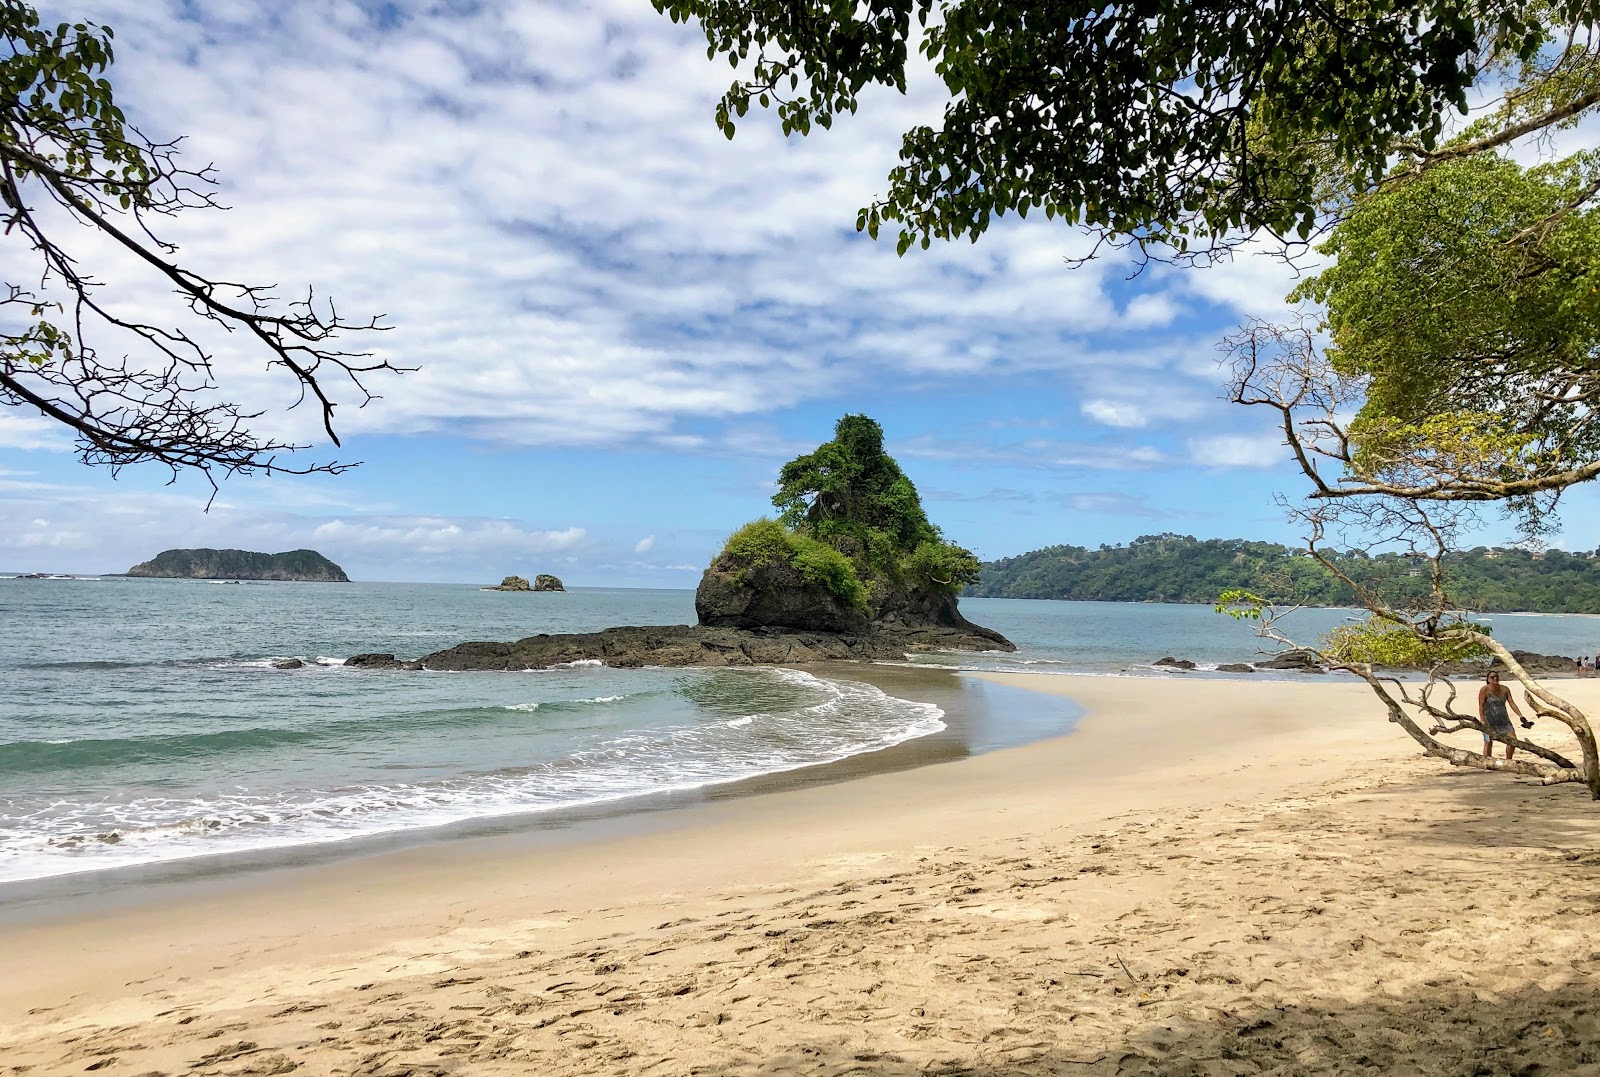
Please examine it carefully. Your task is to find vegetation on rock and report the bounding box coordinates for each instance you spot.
[715,415,980,611]
[126,548,348,582]
[768,414,980,595]
[720,518,867,609]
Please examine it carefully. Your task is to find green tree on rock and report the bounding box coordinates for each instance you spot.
[700,415,993,640]
[772,414,978,592]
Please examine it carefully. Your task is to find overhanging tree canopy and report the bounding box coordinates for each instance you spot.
[654,0,1597,259]
[0,2,393,489]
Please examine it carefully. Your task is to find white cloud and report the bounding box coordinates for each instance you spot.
[1,0,1241,461]
[1123,292,1180,328]
[1180,240,1318,320]
[0,414,72,452]
[633,534,656,553]
[1081,400,1150,428]
[0,475,597,579]
[310,518,587,557]
[1066,493,1210,520]
[1187,433,1286,469]
[895,433,1170,471]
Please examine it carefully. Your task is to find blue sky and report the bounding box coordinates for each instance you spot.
[2,0,1596,583]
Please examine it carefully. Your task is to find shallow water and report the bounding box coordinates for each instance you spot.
[3,578,1594,888]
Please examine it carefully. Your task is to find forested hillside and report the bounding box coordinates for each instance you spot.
[971,534,1600,614]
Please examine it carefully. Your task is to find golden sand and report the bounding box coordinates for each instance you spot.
[4,673,1599,1076]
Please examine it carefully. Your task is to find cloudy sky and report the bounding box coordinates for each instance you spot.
[2,0,1591,583]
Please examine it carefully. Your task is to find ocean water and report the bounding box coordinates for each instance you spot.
[936,598,1600,674]
[3,579,1596,889]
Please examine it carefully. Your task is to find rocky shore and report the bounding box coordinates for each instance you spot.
[1149,648,1582,677]
[348,620,1011,672]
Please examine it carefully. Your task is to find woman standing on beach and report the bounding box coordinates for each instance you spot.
[1478,672,1527,761]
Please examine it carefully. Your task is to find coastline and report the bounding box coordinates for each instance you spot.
[0,665,1077,905]
[5,673,1600,1074]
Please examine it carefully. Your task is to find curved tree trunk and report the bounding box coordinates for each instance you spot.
[1474,638,1600,800]
[1350,667,1590,787]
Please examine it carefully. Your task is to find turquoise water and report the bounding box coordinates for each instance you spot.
[938,598,1600,673]
[3,579,1596,887]
[0,580,944,885]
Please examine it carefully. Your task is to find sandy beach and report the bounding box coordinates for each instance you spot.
[4,671,1600,1076]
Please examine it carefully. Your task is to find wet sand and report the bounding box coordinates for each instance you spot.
[4,673,1600,1076]
[0,665,1075,915]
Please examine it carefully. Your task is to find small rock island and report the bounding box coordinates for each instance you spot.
[489,574,565,592]
[127,548,349,582]
[350,415,1012,671]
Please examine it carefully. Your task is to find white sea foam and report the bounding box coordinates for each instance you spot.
[554,658,605,669]
[0,668,945,885]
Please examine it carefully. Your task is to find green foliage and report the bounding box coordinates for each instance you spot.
[772,414,970,593]
[904,539,981,592]
[0,6,153,372]
[652,0,1586,257]
[789,538,868,609]
[1292,152,1600,489]
[1321,619,1492,667]
[975,534,1600,615]
[1215,589,1269,621]
[718,518,868,609]
[0,6,152,203]
[721,518,794,573]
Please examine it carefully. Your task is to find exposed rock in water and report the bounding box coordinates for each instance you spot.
[1500,649,1582,674]
[1153,656,1196,670]
[419,622,1005,671]
[347,652,405,668]
[489,574,564,592]
[1217,663,1255,673]
[356,415,1011,670]
[344,616,1013,672]
[1256,648,1326,673]
[127,548,348,582]
[271,658,304,670]
[695,550,1011,649]
[696,551,871,635]
[1394,649,1581,677]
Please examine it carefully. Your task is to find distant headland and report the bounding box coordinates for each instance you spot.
[972,534,1600,614]
[127,549,350,583]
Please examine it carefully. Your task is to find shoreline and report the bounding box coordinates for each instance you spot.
[5,673,1600,1074]
[0,665,1078,909]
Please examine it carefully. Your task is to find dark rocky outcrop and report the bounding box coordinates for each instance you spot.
[405,621,1002,671]
[1217,663,1256,673]
[344,612,1012,672]
[347,652,406,668]
[1390,649,1581,678]
[696,550,1012,650]
[696,552,872,635]
[1153,656,1196,670]
[1257,648,1326,673]
[489,574,565,592]
[127,548,348,582]
[271,658,304,670]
